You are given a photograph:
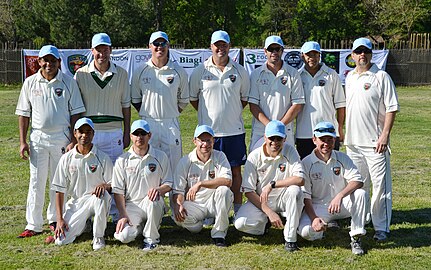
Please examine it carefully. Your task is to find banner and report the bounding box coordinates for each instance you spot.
[243,48,389,84]
[23,48,241,82]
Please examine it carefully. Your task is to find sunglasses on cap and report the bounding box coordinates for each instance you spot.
[132,130,149,136]
[266,46,283,53]
[314,127,336,133]
[353,48,372,54]
[152,41,168,48]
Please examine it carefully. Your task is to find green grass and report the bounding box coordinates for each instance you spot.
[0,85,430,269]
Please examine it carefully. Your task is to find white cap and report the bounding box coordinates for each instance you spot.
[352,37,372,51]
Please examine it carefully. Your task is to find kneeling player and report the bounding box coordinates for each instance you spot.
[297,122,368,255]
[52,118,113,250]
[172,125,233,247]
[112,120,172,251]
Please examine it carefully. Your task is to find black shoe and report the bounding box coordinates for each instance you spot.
[212,237,227,247]
[284,242,300,252]
[264,219,271,235]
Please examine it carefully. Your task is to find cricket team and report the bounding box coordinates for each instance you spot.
[16,31,399,255]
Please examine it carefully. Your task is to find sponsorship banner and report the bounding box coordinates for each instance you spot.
[243,49,389,84]
[23,48,241,82]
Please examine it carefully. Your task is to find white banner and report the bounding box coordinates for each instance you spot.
[243,49,389,84]
[23,48,241,82]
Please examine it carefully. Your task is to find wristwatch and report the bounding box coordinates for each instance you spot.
[270,180,276,188]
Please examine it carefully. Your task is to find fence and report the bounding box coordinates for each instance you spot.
[1,45,431,86]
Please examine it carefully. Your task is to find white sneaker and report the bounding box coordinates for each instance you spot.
[142,242,157,251]
[92,237,105,251]
[350,237,365,255]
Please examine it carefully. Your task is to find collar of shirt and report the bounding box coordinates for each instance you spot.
[351,63,378,76]
[308,149,336,165]
[147,58,175,70]
[259,143,284,163]
[205,56,233,72]
[36,68,63,83]
[299,63,330,77]
[89,60,117,80]
[190,148,214,165]
[128,145,156,160]
[72,144,98,159]
[260,61,289,77]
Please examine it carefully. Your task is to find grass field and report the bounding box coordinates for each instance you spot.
[0,84,430,269]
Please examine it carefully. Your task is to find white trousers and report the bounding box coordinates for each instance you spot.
[114,197,165,244]
[347,145,392,232]
[298,189,368,240]
[93,128,123,219]
[249,131,295,153]
[26,129,69,232]
[55,192,111,246]
[144,117,182,171]
[173,186,233,239]
[234,185,304,242]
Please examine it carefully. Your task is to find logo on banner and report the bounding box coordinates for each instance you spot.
[229,74,237,82]
[322,52,340,73]
[179,56,202,68]
[54,88,63,97]
[24,55,40,78]
[345,54,356,68]
[284,51,303,69]
[67,55,88,75]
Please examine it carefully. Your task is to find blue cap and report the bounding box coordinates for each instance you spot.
[131,120,150,133]
[265,120,286,138]
[149,31,169,44]
[91,33,112,48]
[38,45,60,59]
[211,30,230,44]
[301,41,321,53]
[352,37,372,51]
[264,36,284,49]
[313,122,336,138]
[194,125,215,138]
[74,117,95,130]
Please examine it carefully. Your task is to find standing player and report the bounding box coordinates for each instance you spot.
[248,35,304,151]
[189,30,249,214]
[52,118,112,250]
[172,125,233,247]
[345,38,399,241]
[298,122,367,255]
[16,45,85,238]
[75,33,131,222]
[234,120,304,252]
[112,120,172,250]
[131,31,189,171]
[296,41,345,159]
[75,33,131,161]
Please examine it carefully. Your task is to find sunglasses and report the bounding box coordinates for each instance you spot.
[314,128,335,133]
[132,130,149,136]
[152,41,168,48]
[268,136,284,142]
[267,46,283,53]
[353,48,372,54]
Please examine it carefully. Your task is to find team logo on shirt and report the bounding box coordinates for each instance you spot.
[167,76,174,84]
[278,163,286,172]
[332,167,341,176]
[203,74,213,80]
[311,172,322,181]
[363,83,371,90]
[142,77,151,84]
[281,76,288,85]
[229,74,237,82]
[208,170,215,179]
[54,88,63,97]
[32,89,43,96]
[89,164,98,173]
[148,163,157,172]
[259,78,269,85]
[318,80,326,86]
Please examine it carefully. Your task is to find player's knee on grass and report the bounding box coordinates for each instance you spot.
[298,225,324,241]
